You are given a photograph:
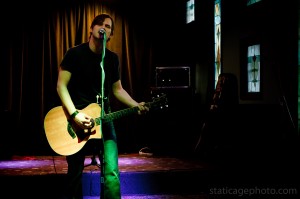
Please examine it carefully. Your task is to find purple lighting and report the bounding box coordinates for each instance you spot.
[0,160,51,169]
[0,154,208,176]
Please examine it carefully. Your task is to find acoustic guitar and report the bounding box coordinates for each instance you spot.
[44,94,167,156]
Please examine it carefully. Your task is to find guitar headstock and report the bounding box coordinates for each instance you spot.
[150,93,168,111]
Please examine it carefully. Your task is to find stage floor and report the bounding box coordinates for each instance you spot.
[0,153,213,176]
[0,153,215,198]
[0,152,299,199]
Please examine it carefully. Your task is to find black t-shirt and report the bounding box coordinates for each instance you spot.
[60,42,120,110]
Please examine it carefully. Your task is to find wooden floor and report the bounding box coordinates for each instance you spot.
[0,153,213,176]
[1,151,299,199]
[0,153,213,198]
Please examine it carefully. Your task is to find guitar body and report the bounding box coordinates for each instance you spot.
[44,103,102,156]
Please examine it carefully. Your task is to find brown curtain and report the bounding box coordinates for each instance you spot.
[1,0,153,155]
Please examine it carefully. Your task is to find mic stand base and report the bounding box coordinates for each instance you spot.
[84,154,101,169]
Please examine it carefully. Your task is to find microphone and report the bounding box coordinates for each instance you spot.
[98,28,106,40]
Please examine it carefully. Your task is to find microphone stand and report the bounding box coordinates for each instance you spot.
[84,33,106,170]
[100,34,106,125]
[99,31,106,198]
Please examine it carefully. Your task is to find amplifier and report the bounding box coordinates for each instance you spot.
[155,66,190,88]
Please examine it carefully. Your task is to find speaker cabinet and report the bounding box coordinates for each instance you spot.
[155,66,190,88]
[147,87,194,155]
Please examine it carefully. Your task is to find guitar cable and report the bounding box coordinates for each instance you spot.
[51,155,58,174]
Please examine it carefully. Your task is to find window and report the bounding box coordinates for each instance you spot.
[247,0,262,6]
[214,0,221,88]
[247,44,261,93]
[186,0,195,24]
[240,37,263,100]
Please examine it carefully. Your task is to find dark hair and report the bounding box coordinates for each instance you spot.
[90,13,114,36]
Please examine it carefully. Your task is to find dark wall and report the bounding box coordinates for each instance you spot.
[116,0,299,155]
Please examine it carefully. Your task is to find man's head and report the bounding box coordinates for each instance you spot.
[90,13,114,41]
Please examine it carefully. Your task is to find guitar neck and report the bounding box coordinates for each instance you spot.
[104,106,140,123]
[94,97,164,125]
[94,106,141,125]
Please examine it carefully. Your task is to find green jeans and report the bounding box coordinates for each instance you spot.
[65,121,121,199]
